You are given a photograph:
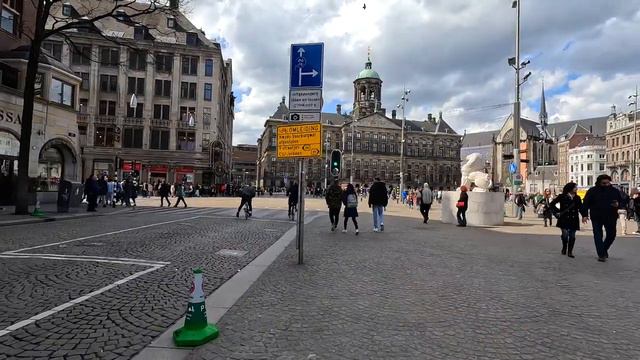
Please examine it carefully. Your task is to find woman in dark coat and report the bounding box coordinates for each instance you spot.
[456,185,469,227]
[342,183,359,235]
[549,182,583,258]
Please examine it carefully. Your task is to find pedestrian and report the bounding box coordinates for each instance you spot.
[84,175,99,212]
[515,190,526,220]
[420,182,434,224]
[368,177,388,232]
[123,178,135,207]
[549,182,582,258]
[159,180,171,207]
[632,192,640,234]
[342,183,359,235]
[131,180,138,207]
[106,177,115,207]
[174,182,188,208]
[618,189,630,235]
[325,180,343,231]
[456,185,469,227]
[287,181,299,219]
[537,189,554,227]
[97,175,108,208]
[580,174,624,262]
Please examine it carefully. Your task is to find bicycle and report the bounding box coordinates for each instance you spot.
[288,203,297,221]
[243,201,251,220]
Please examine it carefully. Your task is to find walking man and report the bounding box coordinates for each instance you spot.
[325,180,343,231]
[174,182,188,208]
[368,177,389,232]
[159,180,171,207]
[420,182,434,224]
[580,174,624,262]
[84,175,99,212]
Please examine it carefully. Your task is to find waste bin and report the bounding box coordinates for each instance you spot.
[69,182,84,208]
[57,180,72,213]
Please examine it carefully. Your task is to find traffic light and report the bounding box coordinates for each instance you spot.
[330,150,342,176]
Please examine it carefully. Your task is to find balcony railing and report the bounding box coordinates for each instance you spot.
[124,117,144,126]
[177,121,197,129]
[95,115,116,125]
[151,119,171,127]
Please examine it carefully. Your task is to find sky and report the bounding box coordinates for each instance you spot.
[188,0,640,145]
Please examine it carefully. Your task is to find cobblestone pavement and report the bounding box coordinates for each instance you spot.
[188,211,640,360]
[0,204,299,359]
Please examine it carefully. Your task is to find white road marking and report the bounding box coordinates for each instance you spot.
[0,265,163,338]
[0,253,169,266]
[4,215,203,254]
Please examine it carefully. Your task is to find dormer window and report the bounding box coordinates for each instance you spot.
[62,3,72,16]
[186,32,198,46]
[115,10,128,21]
[134,25,147,40]
[167,16,175,28]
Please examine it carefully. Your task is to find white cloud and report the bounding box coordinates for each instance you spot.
[188,0,640,143]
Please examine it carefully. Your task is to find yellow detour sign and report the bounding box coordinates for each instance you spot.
[277,122,322,158]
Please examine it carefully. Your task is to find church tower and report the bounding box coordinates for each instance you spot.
[353,51,382,119]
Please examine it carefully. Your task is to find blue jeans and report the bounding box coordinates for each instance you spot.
[372,205,384,229]
[591,220,617,258]
[516,205,525,220]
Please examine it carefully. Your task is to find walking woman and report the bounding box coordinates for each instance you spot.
[549,182,582,258]
[456,185,469,227]
[537,189,554,227]
[342,183,359,235]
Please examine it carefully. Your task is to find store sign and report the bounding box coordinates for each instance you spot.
[150,165,168,173]
[175,166,194,173]
[122,162,142,172]
[0,131,19,157]
[0,106,22,125]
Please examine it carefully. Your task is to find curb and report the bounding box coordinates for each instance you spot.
[0,213,99,227]
[133,213,322,360]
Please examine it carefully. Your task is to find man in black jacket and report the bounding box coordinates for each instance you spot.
[580,174,624,262]
[368,177,389,232]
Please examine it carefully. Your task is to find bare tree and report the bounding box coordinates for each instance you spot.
[15,0,189,214]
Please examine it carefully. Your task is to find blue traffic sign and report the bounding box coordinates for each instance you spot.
[509,162,517,174]
[290,43,324,88]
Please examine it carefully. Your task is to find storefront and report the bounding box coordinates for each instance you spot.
[0,130,19,205]
[175,166,194,184]
[149,164,169,185]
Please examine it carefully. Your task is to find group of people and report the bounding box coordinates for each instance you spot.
[83,174,138,211]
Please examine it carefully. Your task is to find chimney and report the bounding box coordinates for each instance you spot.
[438,111,443,122]
[427,113,433,123]
[611,104,617,118]
[391,109,396,119]
[590,125,593,133]
[336,104,342,115]
[169,0,179,10]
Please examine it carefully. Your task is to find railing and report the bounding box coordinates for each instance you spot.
[124,117,144,126]
[77,113,89,124]
[177,121,197,129]
[151,119,171,127]
[95,115,116,124]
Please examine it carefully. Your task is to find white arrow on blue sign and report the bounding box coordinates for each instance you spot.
[290,43,324,88]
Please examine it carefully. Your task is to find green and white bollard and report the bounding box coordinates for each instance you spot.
[173,268,219,346]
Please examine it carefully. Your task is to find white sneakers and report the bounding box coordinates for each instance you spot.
[373,228,380,232]
[342,229,347,233]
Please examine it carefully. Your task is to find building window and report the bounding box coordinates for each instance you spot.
[153,104,170,120]
[381,143,386,153]
[123,128,143,148]
[42,41,63,61]
[587,163,593,171]
[203,107,211,128]
[599,163,605,171]
[205,59,213,76]
[180,82,197,100]
[204,83,212,101]
[100,75,117,93]
[62,3,72,16]
[177,131,196,151]
[127,103,143,118]
[99,100,116,116]
[71,45,92,65]
[79,98,88,113]
[127,77,145,95]
[129,50,146,71]
[155,53,173,72]
[180,106,196,122]
[154,79,171,97]
[94,126,115,147]
[49,78,75,107]
[150,129,170,150]
[1,2,17,35]
[186,32,199,46]
[74,72,90,91]
[133,25,148,40]
[100,47,120,67]
[182,55,198,75]
[372,143,378,152]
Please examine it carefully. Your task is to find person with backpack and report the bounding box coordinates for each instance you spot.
[549,182,583,258]
[342,183,359,235]
[536,189,554,227]
[419,182,434,224]
[515,191,526,220]
[159,180,171,207]
[174,181,188,208]
[368,177,388,232]
[325,180,343,231]
[236,184,256,217]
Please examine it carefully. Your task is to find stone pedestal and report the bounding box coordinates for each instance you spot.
[441,191,504,226]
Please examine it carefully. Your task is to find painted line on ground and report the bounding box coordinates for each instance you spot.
[0,253,170,266]
[0,264,164,338]
[4,215,204,254]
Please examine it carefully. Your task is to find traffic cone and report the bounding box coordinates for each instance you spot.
[31,200,45,217]
[173,268,219,346]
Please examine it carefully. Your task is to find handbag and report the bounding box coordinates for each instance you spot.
[456,201,465,208]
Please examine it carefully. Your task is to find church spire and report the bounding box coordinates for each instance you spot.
[539,80,548,127]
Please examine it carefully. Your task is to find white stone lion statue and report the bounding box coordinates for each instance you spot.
[460,153,492,192]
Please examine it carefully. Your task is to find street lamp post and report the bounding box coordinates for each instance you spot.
[350,119,356,184]
[397,88,410,194]
[324,134,330,189]
[629,86,638,193]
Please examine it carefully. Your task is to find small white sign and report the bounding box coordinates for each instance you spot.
[289,89,322,111]
[289,112,321,122]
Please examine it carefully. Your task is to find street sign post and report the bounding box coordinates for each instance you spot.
[288,42,324,265]
[514,174,523,187]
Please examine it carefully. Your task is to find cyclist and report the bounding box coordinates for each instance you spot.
[287,181,299,219]
[236,184,256,218]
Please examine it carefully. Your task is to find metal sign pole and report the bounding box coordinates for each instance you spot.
[297,159,305,264]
